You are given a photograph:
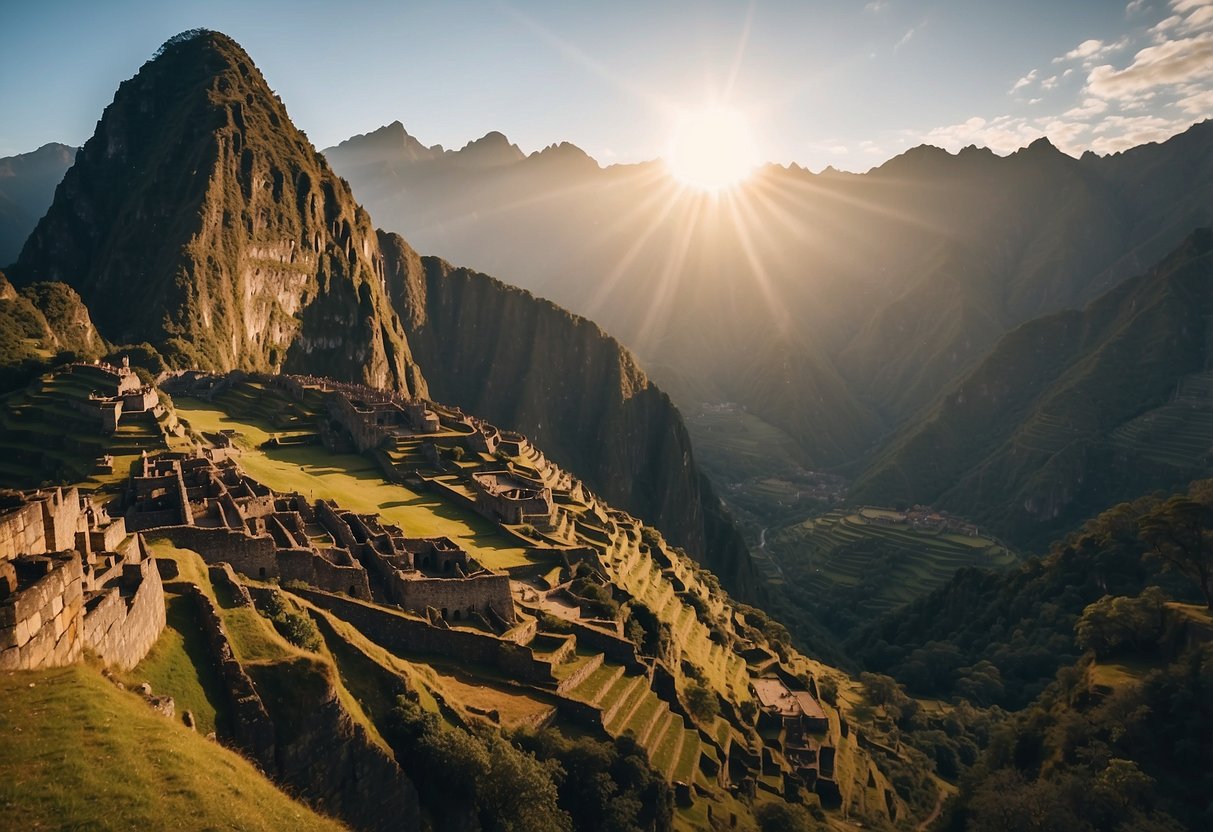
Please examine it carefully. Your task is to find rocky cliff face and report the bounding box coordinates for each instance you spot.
[250,658,420,832]
[380,232,760,598]
[10,31,425,395]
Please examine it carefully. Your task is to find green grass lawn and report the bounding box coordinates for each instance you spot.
[117,593,229,737]
[0,664,345,832]
[175,399,536,569]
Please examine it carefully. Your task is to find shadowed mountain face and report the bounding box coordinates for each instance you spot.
[855,229,1213,546]
[324,122,1213,476]
[0,143,77,266]
[3,31,758,599]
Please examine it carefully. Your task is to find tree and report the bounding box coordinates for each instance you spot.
[684,681,719,723]
[1075,588,1168,658]
[1139,496,1213,608]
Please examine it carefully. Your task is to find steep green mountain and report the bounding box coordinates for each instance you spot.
[0,270,105,389]
[10,31,426,395]
[324,122,1213,490]
[854,229,1213,547]
[379,233,761,597]
[0,142,76,265]
[4,30,757,600]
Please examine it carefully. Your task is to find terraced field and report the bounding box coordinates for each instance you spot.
[0,366,177,490]
[565,661,707,784]
[1110,371,1213,468]
[769,509,1017,616]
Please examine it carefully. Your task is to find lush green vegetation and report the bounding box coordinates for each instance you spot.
[937,637,1212,832]
[387,695,570,832]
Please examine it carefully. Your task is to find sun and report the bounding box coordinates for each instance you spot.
[664,106,759,193]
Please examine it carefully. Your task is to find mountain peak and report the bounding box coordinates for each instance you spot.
[455,131,524,166]
[11,29,426,395]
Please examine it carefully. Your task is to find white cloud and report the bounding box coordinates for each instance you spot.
[1088,114,1189,152]
[1126,0,1149,14]
[1066,98,1109,118]
[864,1,889,13]
[895,23,921,50]
[918,115,1046,155]
[1058,39,1105,62]
[1088,31,1213,99]
[1011,69,1038,92]
[1177,86,1213,114]
[1041,75,1060,90]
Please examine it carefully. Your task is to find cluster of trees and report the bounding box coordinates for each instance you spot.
[514,730,674,832]
[850,485,1213,708]
[938,642,1212,831]
[387,697,569,832]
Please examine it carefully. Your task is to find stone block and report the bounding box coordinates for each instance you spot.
[0,604,13,628]
[14,617,29,648]
[0,624,14,650]
[0,645,18,670]
[51,594,63,617]
[27,610,41,635]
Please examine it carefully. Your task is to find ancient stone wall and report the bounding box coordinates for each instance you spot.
[566,619,641,670]
[88,517,127,553]
[316,500,359,549]
[187,584,277,771]
[82,558,166,670]
[40,488,82,553]
[0,502,47,561]
[0,554,84,670]
[296,588,553,686]
[393,573,514,624]
[277,548,371,599]
[157,526,278,579]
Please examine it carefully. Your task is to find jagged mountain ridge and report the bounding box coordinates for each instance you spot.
[0,142,77,265]
[5,30,757,599]
[853,228,1213,546]
[324,121,1213,474]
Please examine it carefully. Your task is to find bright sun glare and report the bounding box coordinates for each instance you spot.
[665,106,759,193]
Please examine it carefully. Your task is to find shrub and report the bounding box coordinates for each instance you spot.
[274,611,321,651]
[684,681,719,723]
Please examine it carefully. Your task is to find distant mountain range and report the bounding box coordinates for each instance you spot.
[0,142,76,264]
[318,118,1213,545]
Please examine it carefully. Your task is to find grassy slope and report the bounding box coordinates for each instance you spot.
[174,396,533,569]
[0,664,345,832]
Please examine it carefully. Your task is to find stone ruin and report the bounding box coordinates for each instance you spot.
[67,358,161,434]
[751,674,837,801]
[124,451,515,625]
[0,485,165,671]
[471,470,554,526]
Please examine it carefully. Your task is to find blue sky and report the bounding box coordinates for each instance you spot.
[2,0,1210,170]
